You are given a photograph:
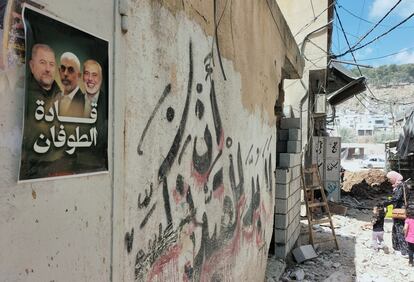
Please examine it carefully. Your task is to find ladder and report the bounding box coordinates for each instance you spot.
[301,164,339,250]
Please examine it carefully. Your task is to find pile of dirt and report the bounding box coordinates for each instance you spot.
[341,170,392,199]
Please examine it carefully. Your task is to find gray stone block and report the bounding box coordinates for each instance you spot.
[275,243,289,258]
[274,228,288,243]
[291,165,301,179]
[274,213,288,229]
[277,141,287,153]
[287,141,301,153]
[275,168,291,184]
[275,183,289,199]
[275,198,288,214]
[289,128,301,141]
[279,153,301,168]
[292,245,317,263]
[278,129,289,141]
[280,118,300,129]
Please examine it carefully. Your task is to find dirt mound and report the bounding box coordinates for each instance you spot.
[342,170,392,199]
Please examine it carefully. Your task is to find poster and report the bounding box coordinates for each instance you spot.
[0,0,26,70]
[19,6,109,181]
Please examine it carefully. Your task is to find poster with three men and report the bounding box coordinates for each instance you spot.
[19,6,109,181]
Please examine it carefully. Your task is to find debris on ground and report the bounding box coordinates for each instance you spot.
[292,245,317,263]
[341,170,392,199]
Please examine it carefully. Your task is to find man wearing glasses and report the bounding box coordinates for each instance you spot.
[58,52,85,117]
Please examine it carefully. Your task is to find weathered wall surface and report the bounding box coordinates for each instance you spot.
[278,0,330,142]
[0,0,303,281]
[0,1,114,281]
[122,0,301,281]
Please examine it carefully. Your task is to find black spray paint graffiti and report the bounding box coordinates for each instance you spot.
[327,161,339,171]
[331,141,338,154]
[130,40,274,281]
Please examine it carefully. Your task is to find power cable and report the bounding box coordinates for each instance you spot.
[356,46,414,61]
[347,0,402,50]
[294,0,336,37]
[338,1,414,29]
[334,6,363,76]
[334,11,414,58]
[356,0,366,36]
[310,0,316,19]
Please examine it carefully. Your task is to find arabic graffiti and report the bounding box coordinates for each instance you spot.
[129,40,274,281]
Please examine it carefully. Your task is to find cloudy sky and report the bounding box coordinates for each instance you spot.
[333,0,414,66]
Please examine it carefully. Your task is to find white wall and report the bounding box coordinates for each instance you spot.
[0,1,115,281]
[0,1,303,281]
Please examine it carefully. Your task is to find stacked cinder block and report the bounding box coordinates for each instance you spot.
[274,118,302,258]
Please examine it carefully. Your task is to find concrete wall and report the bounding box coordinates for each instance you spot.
[273,0,331,258]
[0,0,304,281]
[278,0,331,144]
[122,1,302,281]
[0,1,115,281]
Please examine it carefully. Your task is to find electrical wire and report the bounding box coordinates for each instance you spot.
[334,11,414,58]
[356,46,414,61]
[334,6,363,76]
[310,0,316,19]
[294,0,336,37]
[356,0,366,36]
[349,0,402,51]
[338,1,414,29]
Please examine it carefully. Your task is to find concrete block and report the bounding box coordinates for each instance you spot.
[280,118,301,129]
[279,153,301,168]
[275,198,288,214]
[275,168,291,184]
[292,245,317,263]
[275,183,289,199]
[277,141,287,153]
[274,228,288,243]
[275,243,289,258]
[289,128,301,141]
[278,129,289,141]
[289,176,301,196]
[274,213,288,229]
[291,165,301,180]
[287,141,301,153]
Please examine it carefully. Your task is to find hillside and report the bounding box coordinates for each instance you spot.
[351,63,414,88]
[336,64,414,117]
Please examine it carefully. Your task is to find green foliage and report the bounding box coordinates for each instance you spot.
[351,63,414,87]
[373,131,396,143]
[337,127,356,143]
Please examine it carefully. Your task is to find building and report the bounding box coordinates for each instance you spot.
[0,0,305,281]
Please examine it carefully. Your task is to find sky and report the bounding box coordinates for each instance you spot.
[332,0,414,67]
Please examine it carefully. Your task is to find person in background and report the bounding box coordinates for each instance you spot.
[384,171,409,257]
[371,203,387,253]
[404,205,414,266]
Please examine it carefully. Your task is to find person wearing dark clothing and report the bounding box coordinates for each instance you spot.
[384,171,410,256]
[371,203,386,251]
[19,44,63,180]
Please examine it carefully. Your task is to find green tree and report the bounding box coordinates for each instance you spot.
[373,131,395,143]
[337,127,356,143]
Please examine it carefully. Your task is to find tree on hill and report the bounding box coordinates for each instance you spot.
[350,63,414,87]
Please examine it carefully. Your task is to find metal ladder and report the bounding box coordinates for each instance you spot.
[301,164,339,250]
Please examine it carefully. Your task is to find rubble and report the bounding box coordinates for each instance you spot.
[341,169,392,199]
[266,203,414,282]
